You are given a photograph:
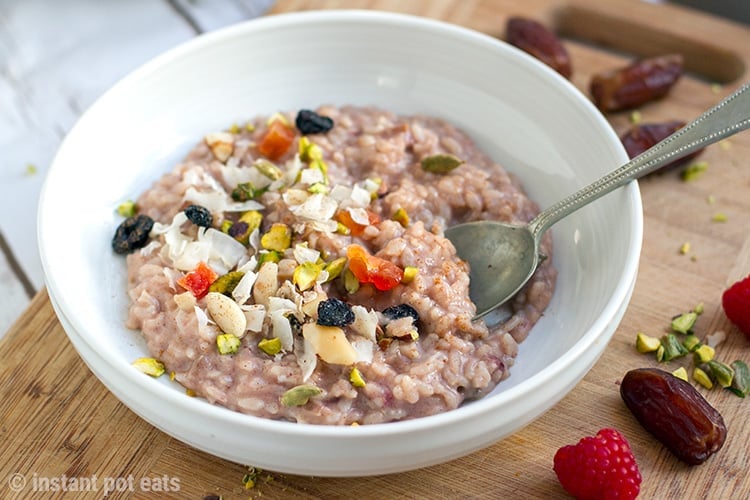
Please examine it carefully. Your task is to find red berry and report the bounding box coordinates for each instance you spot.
[553,428,641,500]
[722,274,750,339]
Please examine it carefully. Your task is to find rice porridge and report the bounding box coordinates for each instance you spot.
[116,106,556,425]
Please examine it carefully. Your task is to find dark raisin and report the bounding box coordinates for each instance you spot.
[112,214,154,254]
[228,221,249,239]
[382,304,419,324]
[184,204,213,228]
[295,109,334,135]
[317,298,354,327]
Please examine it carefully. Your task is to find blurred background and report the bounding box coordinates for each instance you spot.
[0,0,748,336]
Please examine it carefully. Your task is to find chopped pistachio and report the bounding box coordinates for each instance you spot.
[209,271,245,296]
[257,250,281,265]
[230,210,263,245]
[682,334,701,352]
[232,181,267,202]
[293,261,323,291]
[261,223,292,252]
[629,110,642,124]
[310,158,329,183]
[335,221,351,235]
[216,333,241,355]
[242,467,261,490]
[712,212,728,223]
[693,344,715,364]
[681,161,708,181]
[671,366,689,382]
[343,268,360,294]
[401,266,418,284]
[324,257,347,282]
[229,123,241,134]
[280,384,323,407]
[132,357,165,377]
[693,302,704,315]
[707,194,716,204]
[706,360,734,388]
[729,360,750,397]
[693,366,713,389]
[655,344,665,362]
[661,333,689,361]
[169,371,176,381]
[307,182,329,195]
[245,122,256,132]
[220,220,233,233]
[635,332,661,353]
[349,367,366,388]
[185,388,197,397]
[25,163,37,176]
[254,159,283,180]
[258,337,282,356]
[421,153,464,174]
[298,136,323,162]
[679,242,690,255]
[671,311,697,334]
[117,200,137,217]
[392,208,410,227]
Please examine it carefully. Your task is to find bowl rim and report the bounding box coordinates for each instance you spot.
[38,9,643,439]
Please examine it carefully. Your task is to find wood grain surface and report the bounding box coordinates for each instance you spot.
[2,0,750,498]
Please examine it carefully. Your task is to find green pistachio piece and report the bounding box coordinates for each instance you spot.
[682,334,701,352]
[117,200,137,217]
[693,344,715,364]
[260,223,292,252]
[232,182,267,202]
[258,337,282,356]
[671,311,697,334]
[343,268,360,294]
[254,159,283,180]
[693,366,713,389]
[421,153,464,174]
[661,333,689,362]
[209,271,245,296]
[324,257,347,282]
[280,384,323,407]
[349,367,366,388]
[257,250,281,265]
[293,261,323,291]
[217,333,241,355]
[635,332,660,353]
[132,357,165,377]
[401,266,418,284]
[706,360,734,388]
[681,161,708,181]
[671,366,689,382]
[729,360,750,397]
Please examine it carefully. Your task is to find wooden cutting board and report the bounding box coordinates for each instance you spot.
[2,1,750,498]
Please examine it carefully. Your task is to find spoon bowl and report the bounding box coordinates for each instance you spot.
[448,83,750,319]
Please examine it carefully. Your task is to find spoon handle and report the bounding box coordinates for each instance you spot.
[529,83,750,240]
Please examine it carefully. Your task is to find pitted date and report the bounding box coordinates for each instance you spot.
[621,368,726,465]
[506,17,572,79]
[590,54,684,112]
[620,120,704,169]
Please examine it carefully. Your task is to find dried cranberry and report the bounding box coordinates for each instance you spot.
[317,298,354,327]
[112,214,154,254]
[184,204,213,228]
[382,304,419,324]
[295,109,334,135]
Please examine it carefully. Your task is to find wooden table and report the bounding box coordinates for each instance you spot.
[3,1,750,498]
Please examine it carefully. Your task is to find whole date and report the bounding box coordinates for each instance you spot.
[620,368,726,465]
[591,54,684,112]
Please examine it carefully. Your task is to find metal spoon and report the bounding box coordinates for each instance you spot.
[446,83,750,320]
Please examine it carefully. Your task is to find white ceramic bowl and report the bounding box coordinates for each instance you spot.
[38,10,641,476]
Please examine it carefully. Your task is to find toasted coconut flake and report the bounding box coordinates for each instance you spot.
[205,131,235,162]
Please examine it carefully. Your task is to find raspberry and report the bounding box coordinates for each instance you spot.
[722,274,750,339]
[553,428,641,500]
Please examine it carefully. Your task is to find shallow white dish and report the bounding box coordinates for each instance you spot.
[38,10,641,476]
